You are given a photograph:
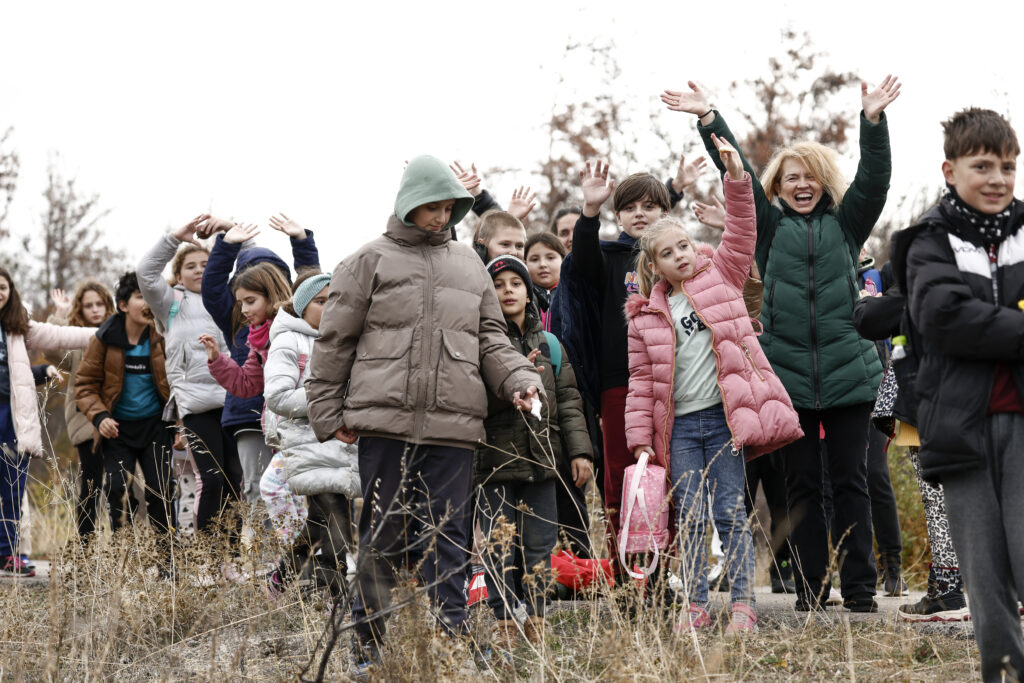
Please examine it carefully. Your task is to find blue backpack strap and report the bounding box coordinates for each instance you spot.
[166,289,184,330]
[542,331,562,377]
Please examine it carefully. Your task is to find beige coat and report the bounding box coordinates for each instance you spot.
[307,216,542,450]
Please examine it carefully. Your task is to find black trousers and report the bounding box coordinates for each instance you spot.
[865,425,902,561]
[554,456,593,558]
[75,441,105,539]
[744,450,792,567]
[102,415,174,536]
[183,409,241,533]
[783,402,876,600]
[351,437,473,642]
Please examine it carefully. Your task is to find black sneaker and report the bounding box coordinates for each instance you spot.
[770,560,796,594]
[843,593,879,613]
[794,594,825,611]
[881,562,909,597]
[898,591,969,622]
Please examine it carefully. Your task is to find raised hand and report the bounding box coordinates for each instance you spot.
[861,74,901,124]
[196,216,236,239]
[222,222,260,245]
[46,365,64,383]
[269,213,306,240]
[693,196,726,230]
[197,333,220,361]
[671,154,708,193]
[50,288,72,318]
[449,160,482,197]
[580,161,614,218]
[171,214,210,246]
[508,186,537,221]
[661,81,712,116]
[711,133,744,181]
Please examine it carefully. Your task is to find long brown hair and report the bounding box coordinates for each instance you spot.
[634,216,693,298]
[68,279,115,328]
[0,266,30,336]
[230,262,293,336]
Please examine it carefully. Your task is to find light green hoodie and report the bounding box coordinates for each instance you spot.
[394,155,474,229]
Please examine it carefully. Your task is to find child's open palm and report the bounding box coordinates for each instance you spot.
[269,213,305,240]
[671,154,708,193]
[449,161,481,197]
[580,161,614,216]
[661,81,711,116]
[693,197,726,230]
[223,222,260,245]
[862,74,901,123]
[508,186,537,221]
[50,288,72,318]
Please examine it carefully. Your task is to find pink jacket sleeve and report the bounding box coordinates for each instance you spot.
[208,346,265,399]
[712,172,758,290]
[24,321,95,351]
[624,318,655,452]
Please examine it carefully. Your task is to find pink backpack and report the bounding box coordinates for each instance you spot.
[619,451,670,579]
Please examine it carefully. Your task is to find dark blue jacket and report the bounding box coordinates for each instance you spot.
[202,231,320,429]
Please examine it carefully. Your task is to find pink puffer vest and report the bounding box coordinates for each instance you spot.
[624,174,803,471]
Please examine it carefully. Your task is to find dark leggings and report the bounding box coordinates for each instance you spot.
[183,409,242,533]
[75,441,105,539]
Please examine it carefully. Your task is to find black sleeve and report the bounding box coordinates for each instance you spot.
[472,189,500,216]
[852,289,905,341]
[31,364,50,386]
[665,178,684,209]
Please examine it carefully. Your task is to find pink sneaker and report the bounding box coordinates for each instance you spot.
[724,602,758,634]
[674,603,711,633]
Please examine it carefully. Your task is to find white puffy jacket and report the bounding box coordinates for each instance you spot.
[264,311,359,497]
[137,233,228,419]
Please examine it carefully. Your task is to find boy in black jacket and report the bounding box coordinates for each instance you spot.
[894,108,1024,682]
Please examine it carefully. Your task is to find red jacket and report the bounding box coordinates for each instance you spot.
[624,174,802,472]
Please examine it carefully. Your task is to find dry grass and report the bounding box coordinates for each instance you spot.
[0,456,982,682]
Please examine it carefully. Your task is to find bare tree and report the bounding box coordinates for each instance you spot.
[0,127,18,241]
[30,162,126,311]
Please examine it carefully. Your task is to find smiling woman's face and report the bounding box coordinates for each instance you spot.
[776,157,823,214]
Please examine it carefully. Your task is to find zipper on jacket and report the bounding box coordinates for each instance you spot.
[989,244,1001,303]
[415,244,434,439]
[806,217,822,410]
[741,342,766,381]
[679,286,738,449]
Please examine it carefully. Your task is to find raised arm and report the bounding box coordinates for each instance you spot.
[138,217,208,330]
[201,223,260,340]
[711,134,757,289]
[836,76,900,248]
[662,82,778,267]
[269,213,320,271]
[571,161,615,291]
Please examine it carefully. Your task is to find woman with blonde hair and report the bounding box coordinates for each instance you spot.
[662,75,901,613]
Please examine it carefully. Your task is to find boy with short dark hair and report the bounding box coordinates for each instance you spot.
[552,162,689,576]
[75,271,174,539]
[893,107,1024,682]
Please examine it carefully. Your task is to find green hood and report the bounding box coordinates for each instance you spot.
[394,155,474,229]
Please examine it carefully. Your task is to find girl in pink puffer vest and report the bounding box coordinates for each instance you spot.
[624,135,802,635]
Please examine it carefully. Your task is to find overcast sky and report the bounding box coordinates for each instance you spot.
[3,0,1022,292]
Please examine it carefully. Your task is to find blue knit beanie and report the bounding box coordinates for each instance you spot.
[293,273,331,318]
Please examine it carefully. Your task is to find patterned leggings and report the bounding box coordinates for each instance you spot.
[908,447,959,569]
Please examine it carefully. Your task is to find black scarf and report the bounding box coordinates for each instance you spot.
[940,184,1014,247]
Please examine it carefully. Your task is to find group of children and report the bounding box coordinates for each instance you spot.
[2,74,1024,680]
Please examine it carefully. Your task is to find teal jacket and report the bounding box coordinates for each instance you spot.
[698,112,889,410]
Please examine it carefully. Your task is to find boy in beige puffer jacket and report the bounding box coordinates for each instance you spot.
[307,155,543,663]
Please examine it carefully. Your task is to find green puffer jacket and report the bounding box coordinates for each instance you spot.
[475,310,594,485]
[698,111,889,410]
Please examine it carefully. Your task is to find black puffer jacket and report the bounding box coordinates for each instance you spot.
[475,310,594,485]
[891,199,1024,481]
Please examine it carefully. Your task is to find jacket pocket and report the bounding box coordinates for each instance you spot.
[346,328,413,409]
[435,329,487,417]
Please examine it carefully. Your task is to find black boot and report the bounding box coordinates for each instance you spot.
[881,555,908,597]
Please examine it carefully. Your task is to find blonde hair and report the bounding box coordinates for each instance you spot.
[760,141,847,208]
[475,210,525,244]
[634,216,693,298]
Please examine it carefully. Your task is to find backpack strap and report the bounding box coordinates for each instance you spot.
[541,331,562,377]
[166,289,184,331]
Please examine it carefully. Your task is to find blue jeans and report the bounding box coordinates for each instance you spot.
[0,400,27,558]
[670,404,754,608]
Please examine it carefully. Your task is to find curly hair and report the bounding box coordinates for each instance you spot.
[68,279,115,328]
